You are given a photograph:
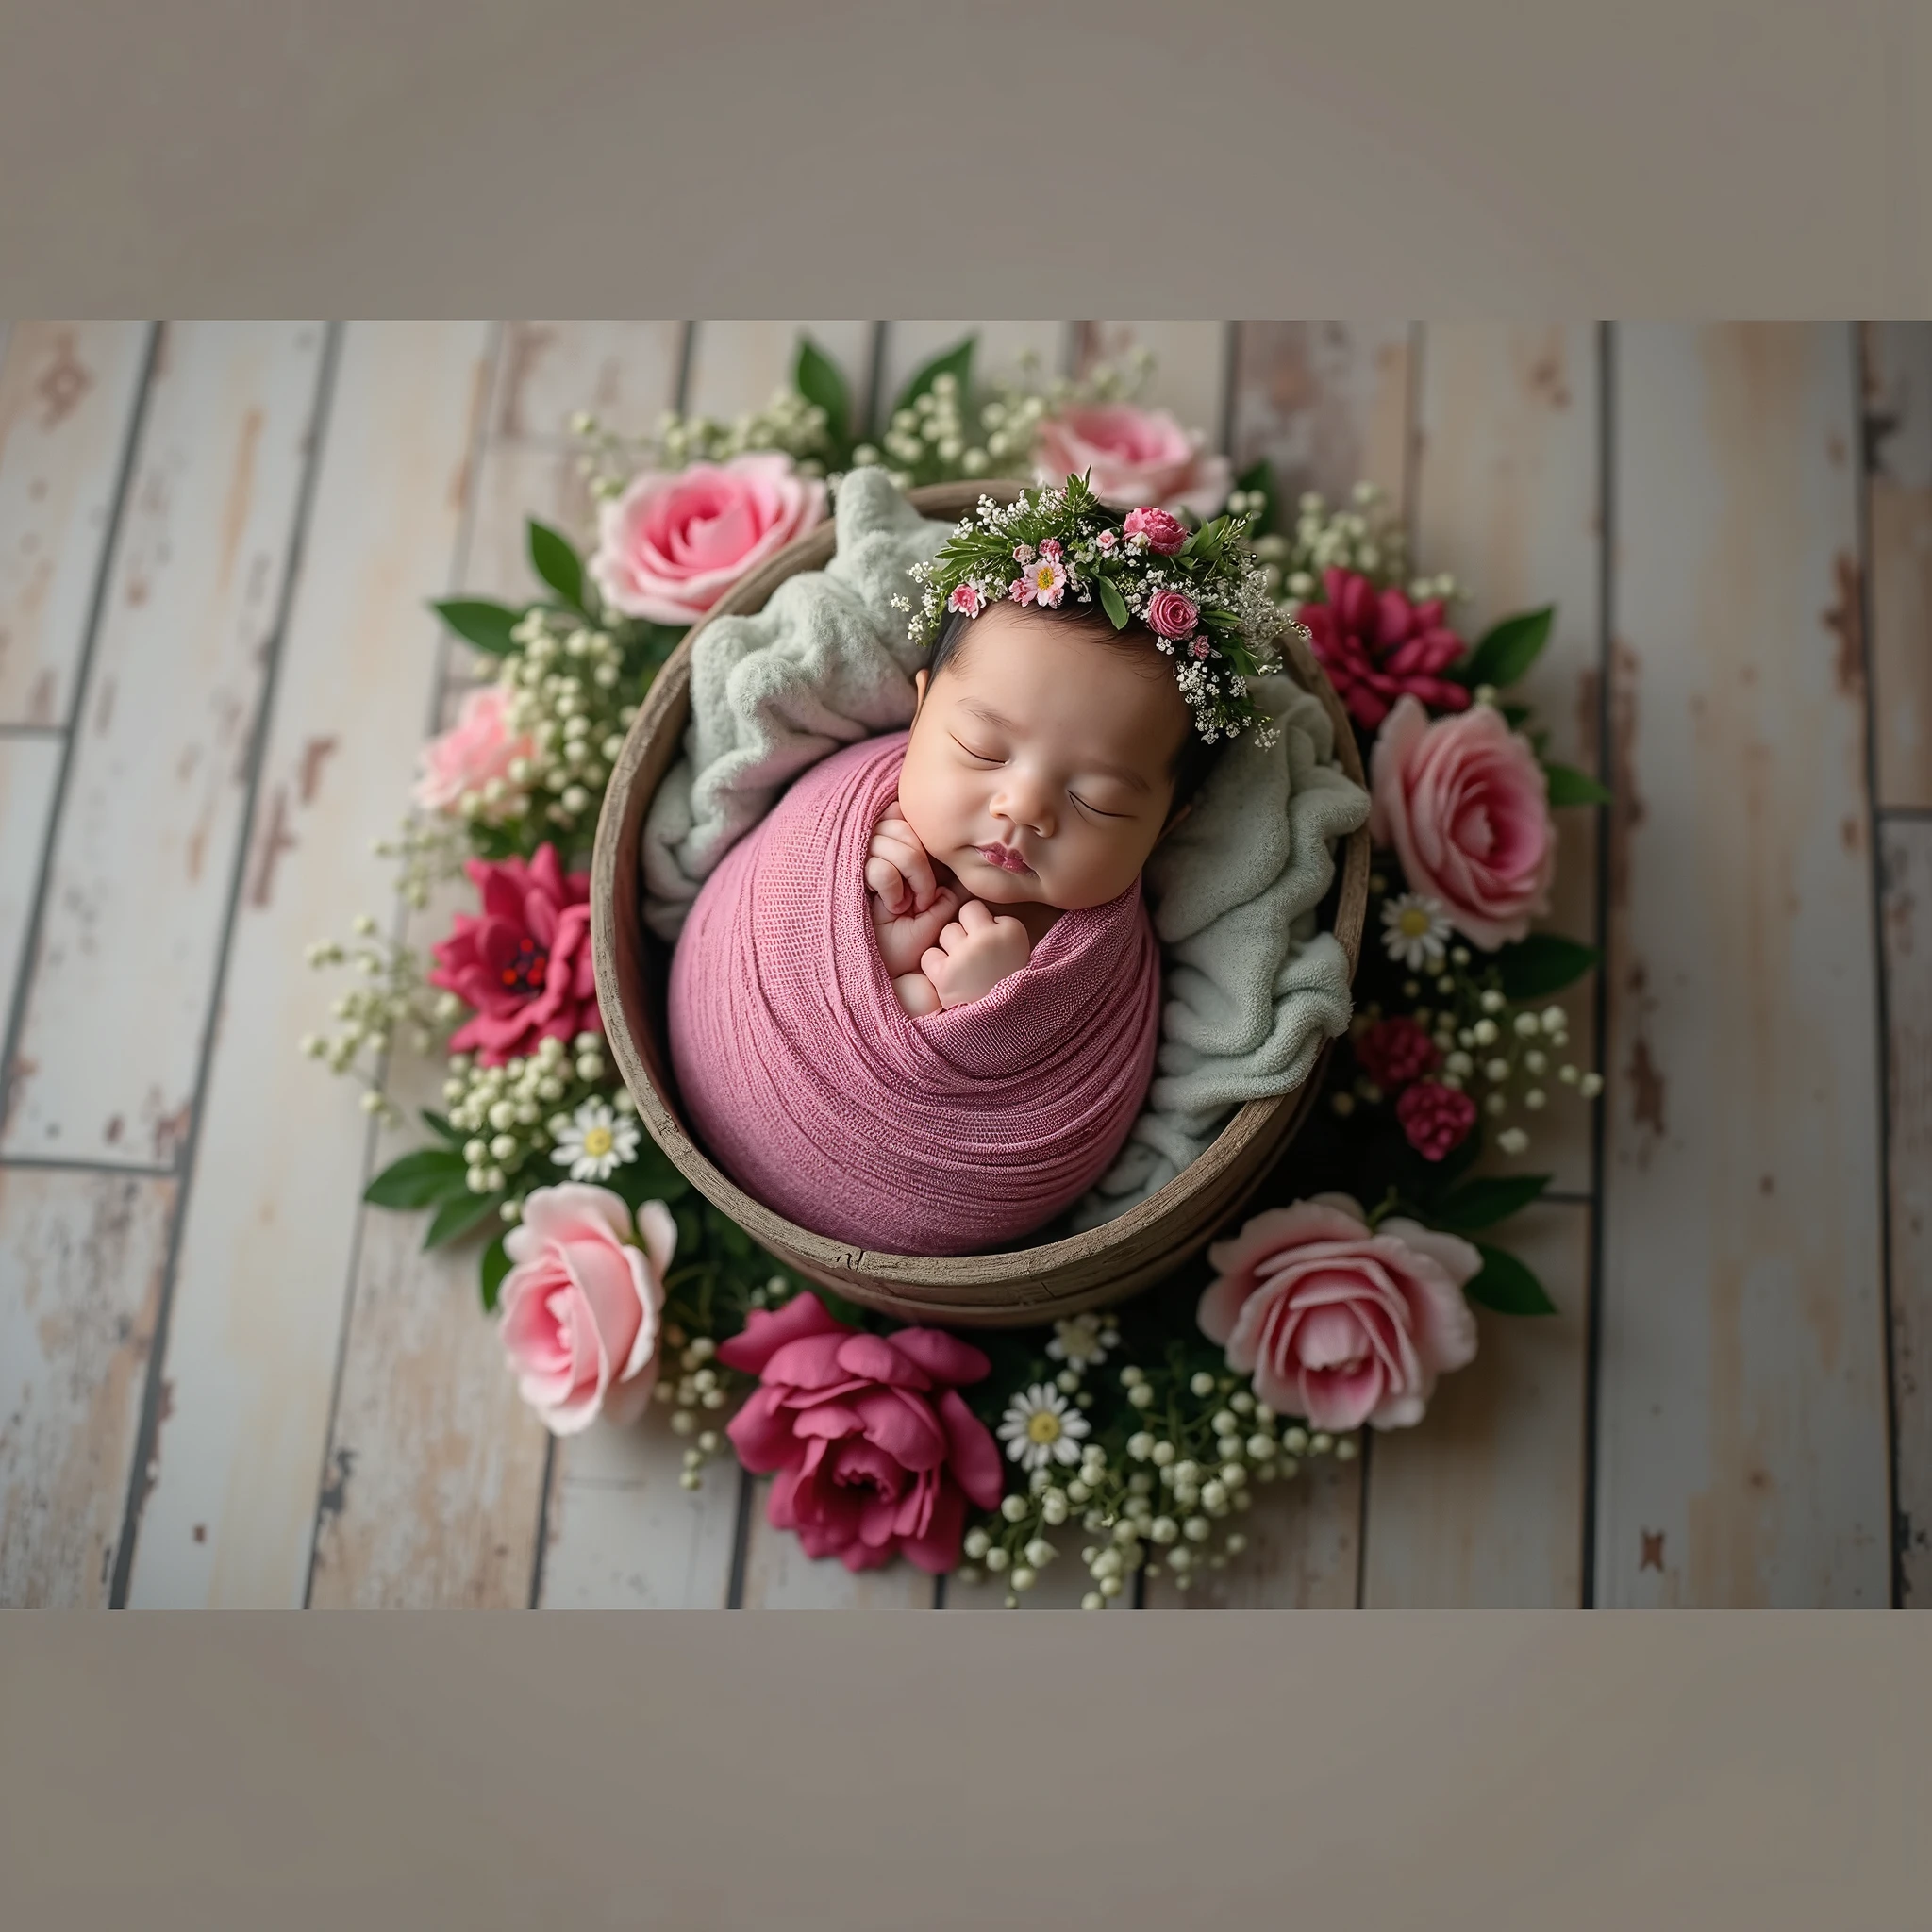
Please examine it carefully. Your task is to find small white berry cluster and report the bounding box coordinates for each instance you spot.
[574,396,835,503]
[299,914,445,1120]
[651,1324,747,1488]
[1274,481,1461,611]
[440,1031,618,1215]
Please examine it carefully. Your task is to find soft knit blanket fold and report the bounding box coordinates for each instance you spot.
[643,468,1371,1239]
[668,732,1160,1257]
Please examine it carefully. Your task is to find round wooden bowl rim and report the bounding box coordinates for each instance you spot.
[590,480,1370,1308]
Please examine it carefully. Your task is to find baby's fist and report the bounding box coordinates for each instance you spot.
[920,898,1032,1009]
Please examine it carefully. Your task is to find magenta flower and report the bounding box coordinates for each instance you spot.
[1299,568,1472,730]
[1354,1016,1441,1091]
[1395,1079,1477,1161]
[717,1293,1006,1574]
[428,844,601,1066]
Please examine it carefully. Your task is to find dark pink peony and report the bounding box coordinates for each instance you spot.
[429,844,601,1066]
[1355,1015,1440,1091]
[1123,505,1188,555]
[1395,1079,1477,1161]
[1144,588,1199,641]
[1299,568,1472,729]
[717,1292,1005,1574]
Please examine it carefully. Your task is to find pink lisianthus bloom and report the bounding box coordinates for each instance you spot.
[717,1292,1006,1574]
[413,685,535,818]
[1369,694,1557,950]
[1122,505,1188,555]
[428,843,600,1065]
[1198,1194,1481,1432]
[1035,405,1230,519]
[588,452,826,626]
[1144,588,1199,641]
[498,1185,673,1433]
[1298,568,1473,730]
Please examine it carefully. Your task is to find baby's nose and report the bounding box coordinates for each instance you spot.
[993,778,1054,836]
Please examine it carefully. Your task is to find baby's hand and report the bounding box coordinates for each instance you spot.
[920,899,1032,1009]
[869,804,961,977]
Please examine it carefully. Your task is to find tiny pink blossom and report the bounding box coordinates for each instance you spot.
[1008,576,1032,605]
[1191,638,1212,658]
[1145,588,1199,640]
[1013,542,1036,564]
[1040,538,1063,560]
[947,582,984,617]
[1124,506,1188,555]
[1095,528,1118,551]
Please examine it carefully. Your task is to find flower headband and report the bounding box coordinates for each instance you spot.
[893,472,1298,747]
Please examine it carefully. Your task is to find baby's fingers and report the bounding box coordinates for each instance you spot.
[864,856,911,916]
[874,819,937,908]
[956,899,995,935]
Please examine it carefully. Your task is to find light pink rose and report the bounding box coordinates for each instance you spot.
[498,1184,674,1434]
[1198,1193,1481,1432]
[1035,404,1231,519]
[413,685,534,817]
[1369,694,1557,951]
[1123,505,1187,555]
[1144,588,1199,640]
[589,452,827,625]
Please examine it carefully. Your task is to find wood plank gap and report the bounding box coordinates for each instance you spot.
[298,323,508,1610]
[0,1154,175,1180]
[0,325,158,1154]
[1402,320,1424,562]
[108,324,344,1608]
[1352,1428,1373,1608]
[674,321,696,414]
[525,1436,558,1610]
[1856,323,1908,1607]
[862,321,888,444]
[724,1463,754,1609]
[0,724,63,741]
[1879,804,1932,822]
[1581,319,1616,1608]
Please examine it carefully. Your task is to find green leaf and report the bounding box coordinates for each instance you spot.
[1097,577,1129,629]
[1542,760,1612,807]
[1234,457,1280,535]
[424,1189,504,1251]
[1464,1242,1558,1316]
[793,335,850,451]
[363,1147,470,1210]
[1428,1173,1553,1233]
[479,1234,512,1314]
[528,519,586,614]
[1494,932,1601,1000]
[420,1110,462,1146]
[604,1141,690,1211]
[1454,606,1555,691]
[432,598,520,656]
[890,336,975,420]
[1501,703,1533,729]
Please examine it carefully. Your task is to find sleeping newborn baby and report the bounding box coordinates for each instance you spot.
[666,476,1287,1256]
[865,590,1214,1017]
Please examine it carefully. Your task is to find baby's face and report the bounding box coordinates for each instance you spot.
[896,602,1194,911]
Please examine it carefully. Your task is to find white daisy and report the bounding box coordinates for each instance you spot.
[1046,1315,1117,1369]
[551,1098,641,1182]
[998,1383,1091,1472]
[1380,892,1452,971]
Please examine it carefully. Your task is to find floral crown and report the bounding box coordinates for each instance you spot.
[893,473,1298,748]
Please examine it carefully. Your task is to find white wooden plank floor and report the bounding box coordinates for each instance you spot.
[0,320,1917,1608]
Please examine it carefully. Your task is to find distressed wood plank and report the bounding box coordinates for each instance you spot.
[1072,321,1231,451]
[1595,323,1890,1607]
[1408,323,1604,1197]
[0,322,328,1167]
[0,322,150,726]
[492,322,684,446]
[122,323,495,1608]
[1360,1201,1591,1607]
[0,737,61,1031]
[1225,321,1412,510]
[685,321,873,428]
[876,322,1070,425]
[1882,821,1932,1604]
[1863,323,1932,809]
[0,1169,175,1607]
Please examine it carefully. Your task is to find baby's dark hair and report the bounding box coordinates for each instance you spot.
[922,602,1223,824]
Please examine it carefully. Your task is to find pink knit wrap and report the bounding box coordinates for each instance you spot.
[666,732,1161,1256]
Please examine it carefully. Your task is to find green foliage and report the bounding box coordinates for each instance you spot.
[890,335,975,419]
[431,598,521,656]
[1451,607,1554,691]
[1542,760,1612,807]
[364,1146,470,1210]
[425,1189,504,1251]
[1463,1241,1558,1315]
[794,335,852,455]
[1493,933,1600,999]
[527,519,587,615]
[1425,1173,1552,1233]
[479,1233,512,1313]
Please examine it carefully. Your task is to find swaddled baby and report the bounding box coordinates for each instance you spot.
[667,478,1287,1256]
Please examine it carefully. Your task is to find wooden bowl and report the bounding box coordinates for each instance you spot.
[591,481,1370,1329]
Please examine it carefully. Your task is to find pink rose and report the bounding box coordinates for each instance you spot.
[1369,695,1557,950]
[717,1292,1006,1574]
[1395,1079,1477,1160]
[1198,1194,1480,1432]
[1299,569,1472,730]
[948,582,984,617]
[1035,404,1231,519]
[589,452,827,625]
[1144,588,1199,640]
[498,1185,673,1433]
[413,685,535,818]
[428,843,600,1065]
[1123,505,1187,555]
